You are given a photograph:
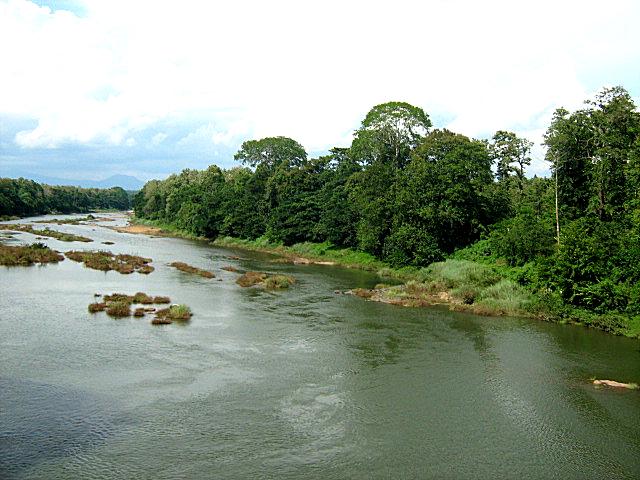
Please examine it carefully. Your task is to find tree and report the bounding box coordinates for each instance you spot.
[234,136,307,170]
[314,148,361,247]
[348,101,432,256]
[489,130,533,190]
[544,107,594,243]
[587,86,640,219]
[351,101,431,168]
[388,129,494,265]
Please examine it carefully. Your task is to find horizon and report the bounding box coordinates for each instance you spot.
[1,0,639,182]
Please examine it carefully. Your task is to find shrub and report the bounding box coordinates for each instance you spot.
[263,275,295,289]
[106,301,131,318]
[88,302,107,313]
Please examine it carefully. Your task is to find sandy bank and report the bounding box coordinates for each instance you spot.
[108,224,166,236]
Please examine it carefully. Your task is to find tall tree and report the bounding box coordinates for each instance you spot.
[349,102,431,255]
[387,129,494,265]
[234,136,307,170]
[489,130,533,190]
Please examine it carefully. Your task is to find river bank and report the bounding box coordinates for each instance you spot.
[124,218,640,338]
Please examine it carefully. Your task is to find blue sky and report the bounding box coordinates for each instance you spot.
[1,0,639,182]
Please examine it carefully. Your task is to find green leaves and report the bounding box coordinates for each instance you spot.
[234,136,307,170]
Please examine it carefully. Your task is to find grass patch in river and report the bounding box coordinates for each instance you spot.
[66,250,153,274]
[169,261,215,278]
[88,302,107,313]
[263,274,296,289]
[235,271,295,289]
[133,292,154,304]
[105,301,131,318]
[33,215,108,225]
[236,271,268,287]
[89,292,190,325]
[153,304,193,324]
[0,242,64,266]
[0,224,93,242]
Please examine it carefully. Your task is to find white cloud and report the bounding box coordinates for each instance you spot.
[1,0,639,175]
[151,132,168,145]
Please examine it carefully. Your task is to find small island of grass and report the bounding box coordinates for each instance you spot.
[66,250,154,274]
[0,242,64,266]
[33,215,110,225]
[88,292,187,324]
[236,271,295,289]
[152,304,193,324]
[0,224,93,242]
[169,261,215,278]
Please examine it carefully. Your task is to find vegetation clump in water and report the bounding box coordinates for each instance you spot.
[33,215,109,225]
[88,302,107,313]
[0,242,64,266]
[235,271,295,289]
[106,301,131,318]
[65,250,153,274]
[133,292,154,304]
[152,304,193,324]
[169,261,215,278]
[0,224,93,242]
[236,271,268,287]
[263,274,296,289]
[88,292,185,324]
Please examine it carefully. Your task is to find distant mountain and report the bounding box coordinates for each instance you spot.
[92,175,145,190]
[5,173,145,190]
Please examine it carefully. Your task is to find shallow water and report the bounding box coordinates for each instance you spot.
[1,214,639,479]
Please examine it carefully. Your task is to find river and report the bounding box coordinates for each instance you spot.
[1,213,639,479]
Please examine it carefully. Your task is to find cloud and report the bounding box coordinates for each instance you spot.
[1,0,639,178]
[151,132,167,145]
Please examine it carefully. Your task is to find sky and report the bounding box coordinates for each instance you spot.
[1,0,639,182]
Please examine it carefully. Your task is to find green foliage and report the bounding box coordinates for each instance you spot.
[489,130,533,189]
[488,210,555,266]
[130,89,640,337]
[391,129,495,261]
[234,136,307,169]
[0,178,130,217]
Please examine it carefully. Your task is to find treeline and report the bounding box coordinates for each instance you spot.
[0,178,131,217]
[134,87,640,330]
[134,101,509,262]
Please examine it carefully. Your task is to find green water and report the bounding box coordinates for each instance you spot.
[1,214,639,479]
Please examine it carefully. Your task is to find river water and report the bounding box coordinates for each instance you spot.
[1,214,639,479]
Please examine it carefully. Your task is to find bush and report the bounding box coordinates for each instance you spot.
[263,274,295,289]
[106,301,131,318]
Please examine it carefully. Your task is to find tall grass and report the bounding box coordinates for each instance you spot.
[393,259,535,317]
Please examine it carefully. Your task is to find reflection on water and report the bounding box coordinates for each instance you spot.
[0,378,123,479]
[1,213,639,479]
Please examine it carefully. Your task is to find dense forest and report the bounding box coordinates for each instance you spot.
[0,178,131,217]
[106,87,640,332]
